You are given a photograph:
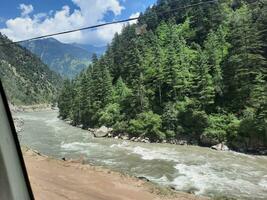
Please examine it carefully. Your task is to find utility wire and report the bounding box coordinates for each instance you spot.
[0,0,218,46]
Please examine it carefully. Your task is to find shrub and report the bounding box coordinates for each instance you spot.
[203,114,240,143]
[113,120,129,133]
[162,99,195,138]
[179,109,209,140]
[162,102,179,135]
[99,103,121,127]
[128,111,165,141]
[237,107,267,148]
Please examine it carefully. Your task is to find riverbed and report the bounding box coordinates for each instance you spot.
[15,110,267,200]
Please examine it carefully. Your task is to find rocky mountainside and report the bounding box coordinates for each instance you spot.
[0,33,62,105]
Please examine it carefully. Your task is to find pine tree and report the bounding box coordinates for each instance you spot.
[57,0,267,148]
[193,46,215,109]
[223,5,266,112]
[58,79,74,119]
[113,76,132,103]
[204,25,230,96]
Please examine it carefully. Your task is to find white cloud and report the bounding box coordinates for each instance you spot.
[0,0,128,46]
[129,12,140,25]
[19,4,34,17]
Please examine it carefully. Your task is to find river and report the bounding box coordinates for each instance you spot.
[16,110,267,199]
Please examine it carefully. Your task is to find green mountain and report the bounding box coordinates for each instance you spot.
[20,38,92,78]
[0,33,62,105]
[58,0,266,152]
[71,43,106,57]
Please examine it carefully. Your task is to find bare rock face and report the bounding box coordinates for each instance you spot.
[211,143,229,151]
[93,126,113,138]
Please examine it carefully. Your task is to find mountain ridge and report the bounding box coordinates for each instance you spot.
[71,43,106,56]
[20,38,95,78]
[0,33,62,105]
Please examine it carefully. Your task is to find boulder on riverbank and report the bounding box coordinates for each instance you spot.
[211,143,229,151]
[92,126,113,138]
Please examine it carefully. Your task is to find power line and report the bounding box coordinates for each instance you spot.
[0,0,218,46]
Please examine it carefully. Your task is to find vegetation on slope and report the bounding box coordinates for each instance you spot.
[0,34,62,105]
[20,38,92,78]
[58,0,267,151]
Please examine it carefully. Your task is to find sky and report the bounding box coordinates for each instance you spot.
[0,0,156,46]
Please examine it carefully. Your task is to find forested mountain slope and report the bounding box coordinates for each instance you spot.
[0,34,62,105]
[58,0,267,152]
[20,38,92,78]
[71,43,106,57]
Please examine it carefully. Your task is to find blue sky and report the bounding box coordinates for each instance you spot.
[0,0,156,46]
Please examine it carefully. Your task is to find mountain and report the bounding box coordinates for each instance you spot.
[71,43,106,56]
[20,38,93,78]
[0,33,62,105]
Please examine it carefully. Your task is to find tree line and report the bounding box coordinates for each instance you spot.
[58,0,266,151]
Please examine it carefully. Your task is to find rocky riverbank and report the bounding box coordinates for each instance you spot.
[10,103,57,134]
[21,146,209,200]
[9,103,56,113]
[65,120,267,155]
[66,122,231,152]
[13,117,24,133]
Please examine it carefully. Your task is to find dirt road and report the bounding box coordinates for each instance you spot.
[23,148,208,200]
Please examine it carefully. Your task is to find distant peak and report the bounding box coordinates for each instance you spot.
[43,37,59,43]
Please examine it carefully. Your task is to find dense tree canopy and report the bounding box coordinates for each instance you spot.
[58,0,267,151]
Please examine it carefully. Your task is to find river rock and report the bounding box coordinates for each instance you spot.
[93,126,112,138]
[211,143,229,151]
[178,140,188,145]
[107,133,113,138]
[121,135,129,140]
[169,139,176,144]
[141,138,150,143]
[77,124,83,129]
[137,176,150,182]
[134,137,142,142]
[144,137,150,143]
[169,185,176,190]
[259,150,267,155]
